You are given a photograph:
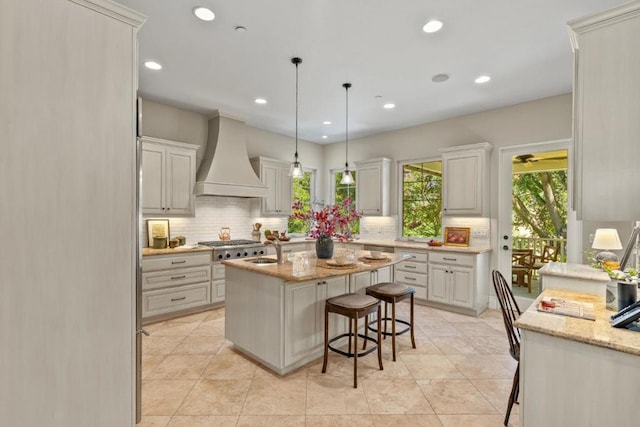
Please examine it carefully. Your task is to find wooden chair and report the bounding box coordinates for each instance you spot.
[512,249,534,293]
[532,245,558,273]
[492,270,521,426]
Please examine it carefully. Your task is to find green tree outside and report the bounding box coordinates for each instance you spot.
[402,161,442,238]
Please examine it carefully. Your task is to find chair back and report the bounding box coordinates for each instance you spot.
[541,245,558,262]
[492,270,521,360]
[512,249,533,269]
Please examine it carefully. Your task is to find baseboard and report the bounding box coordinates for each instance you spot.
[488,296,499,310]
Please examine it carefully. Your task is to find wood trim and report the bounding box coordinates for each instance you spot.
[68,0,146,27]
[567,0,640,34]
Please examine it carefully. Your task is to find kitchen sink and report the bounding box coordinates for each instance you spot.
[246,258,278,265]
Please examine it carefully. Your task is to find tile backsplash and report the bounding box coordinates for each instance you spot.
[442,216,491,247]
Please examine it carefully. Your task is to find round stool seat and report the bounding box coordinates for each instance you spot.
[366,282,412,298]
[326,293,379,312]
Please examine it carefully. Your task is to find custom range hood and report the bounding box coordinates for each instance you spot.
[195,114,268,198]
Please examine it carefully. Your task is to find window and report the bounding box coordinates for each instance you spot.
[401,160,442,238]
[332,170,359,234]
[288,170,314,234]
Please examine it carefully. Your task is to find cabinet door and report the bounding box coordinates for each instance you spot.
[351,271,372,294]
[374,266,392,284]
[285,280,319,365]
[277,167,293,215]
[165,147,195,215]
[450,266,474,308]
[357,164,382,215]
[442,152,481,215]
[428,264,449,304]
[261,163,280,214]
[142,143,165,215]
[317,276,349,349]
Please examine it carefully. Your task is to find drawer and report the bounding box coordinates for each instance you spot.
[394,249,427,263]
[429,252,474,267]
[413,285,427,300]
[212,263,225,280]
[142,282,211,318]
[142,265,211,291]
[212,279,225,303]
[280,243,310,254]
[142,253,211,272]
[395,259,428,273]
[394,270,427,287]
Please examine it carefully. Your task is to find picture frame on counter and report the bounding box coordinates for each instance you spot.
[444,226,470,247]
[146,219,170,248]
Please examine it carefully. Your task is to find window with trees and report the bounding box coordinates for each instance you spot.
[288,170,314,234]
[332,171,359,234]
[401,160,442,238]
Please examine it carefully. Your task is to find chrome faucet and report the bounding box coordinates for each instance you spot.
[271,235,285,264]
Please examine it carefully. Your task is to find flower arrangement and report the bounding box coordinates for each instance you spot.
[290,197,362,241]
[585,249,639,282]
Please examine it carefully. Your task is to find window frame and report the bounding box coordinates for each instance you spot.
[396,156,443,241]
[287,167,316,235]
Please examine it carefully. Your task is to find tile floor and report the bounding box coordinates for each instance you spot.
[139,302,520,427]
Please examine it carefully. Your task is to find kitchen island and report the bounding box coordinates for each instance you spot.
[515,289,640,427]
[223,251,410,374]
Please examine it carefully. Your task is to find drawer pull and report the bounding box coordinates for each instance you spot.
[171,296,186,302]
[171,260,187,264]
[405,265,417,269]
[171,275,187,280]
[443,257,457,261]
[404,276,417,281]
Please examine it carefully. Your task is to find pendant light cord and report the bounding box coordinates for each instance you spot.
[343,82,351,168]
[295,60,299,158]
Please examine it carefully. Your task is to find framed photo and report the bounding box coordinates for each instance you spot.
[444,227,470,247]
[146,219,170,247]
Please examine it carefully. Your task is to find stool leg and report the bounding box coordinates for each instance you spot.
[348,319,352,356]
[322,304,329,373]
[376,304,383,371]
[410,293,416,349]
[362,314,369,350]
[391,299,397,361]
[353,317,358,388]
[383,301,388,339]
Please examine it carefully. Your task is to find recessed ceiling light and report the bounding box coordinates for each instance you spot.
[193,7,215,21]
[235,26,247,32]
[254,98,267,104]
[423,20,443,33]
[144,61,162,71]
[432,73,450,83]
[475,75,491,84]
[383,103,396,109]
[322,135,328,139]
[322,121,332,125]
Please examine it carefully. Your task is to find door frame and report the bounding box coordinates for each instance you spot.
[496,138,579,308]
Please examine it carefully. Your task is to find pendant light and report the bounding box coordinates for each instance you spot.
[289,57,304,178]
[340,82,354,185]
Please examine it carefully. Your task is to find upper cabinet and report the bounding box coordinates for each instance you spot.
[142,137,197,217]
[569,1,640,221]
[251,157,292,216]
[356,157,391,216]
[441,142,491,216]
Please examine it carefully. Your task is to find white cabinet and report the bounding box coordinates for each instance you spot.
[440,142,491,216]
[141,252,212,320]
[142,137,197,217]
[284,276,348,366]
[568,2,640,221]
[394,249,428,300]
[350,266,392,294]
[211,264,226,303]
[251,157,292,216]
[427,251,490,316]
[355,157,391,216]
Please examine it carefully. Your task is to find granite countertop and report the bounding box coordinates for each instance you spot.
[277,237,491,254]
[538,262,610,282]
[142,245,212,257]
[223,250,410,282]
[515,288,640,356]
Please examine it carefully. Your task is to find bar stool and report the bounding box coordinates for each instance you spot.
[321,293,383,388]
[364,282,416,361]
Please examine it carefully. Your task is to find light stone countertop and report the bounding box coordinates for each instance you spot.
[538,262,610,282]
[515,288,640,356]
[223,250,410,282]
[277,237,491,254]
[142,246,212,257]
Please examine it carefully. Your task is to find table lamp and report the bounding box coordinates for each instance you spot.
[592,228,623,262]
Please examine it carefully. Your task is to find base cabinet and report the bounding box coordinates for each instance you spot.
[350,266,392,294]
[394,249,428,300]
[211,264,225,303]
[141,252,212,319]
[427,252,489,316]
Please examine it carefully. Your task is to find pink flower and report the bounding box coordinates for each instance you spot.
[290,198,362,241]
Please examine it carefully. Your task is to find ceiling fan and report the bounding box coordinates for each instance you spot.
[513,153,568,164]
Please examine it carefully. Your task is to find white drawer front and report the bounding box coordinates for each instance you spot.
[394,270,427,287]
[142,266,211,291]
[212,263,225,280]
[394,249,427,263]
[280,243,310,254]
[395,259,428,273]
[142,282,211,318]
[429,252,474,266]
[412,285,427,300]
[142,253,211,272]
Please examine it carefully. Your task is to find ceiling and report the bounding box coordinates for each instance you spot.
[119,0,626,144]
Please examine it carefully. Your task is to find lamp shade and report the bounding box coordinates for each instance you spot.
[592,228,623,250]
